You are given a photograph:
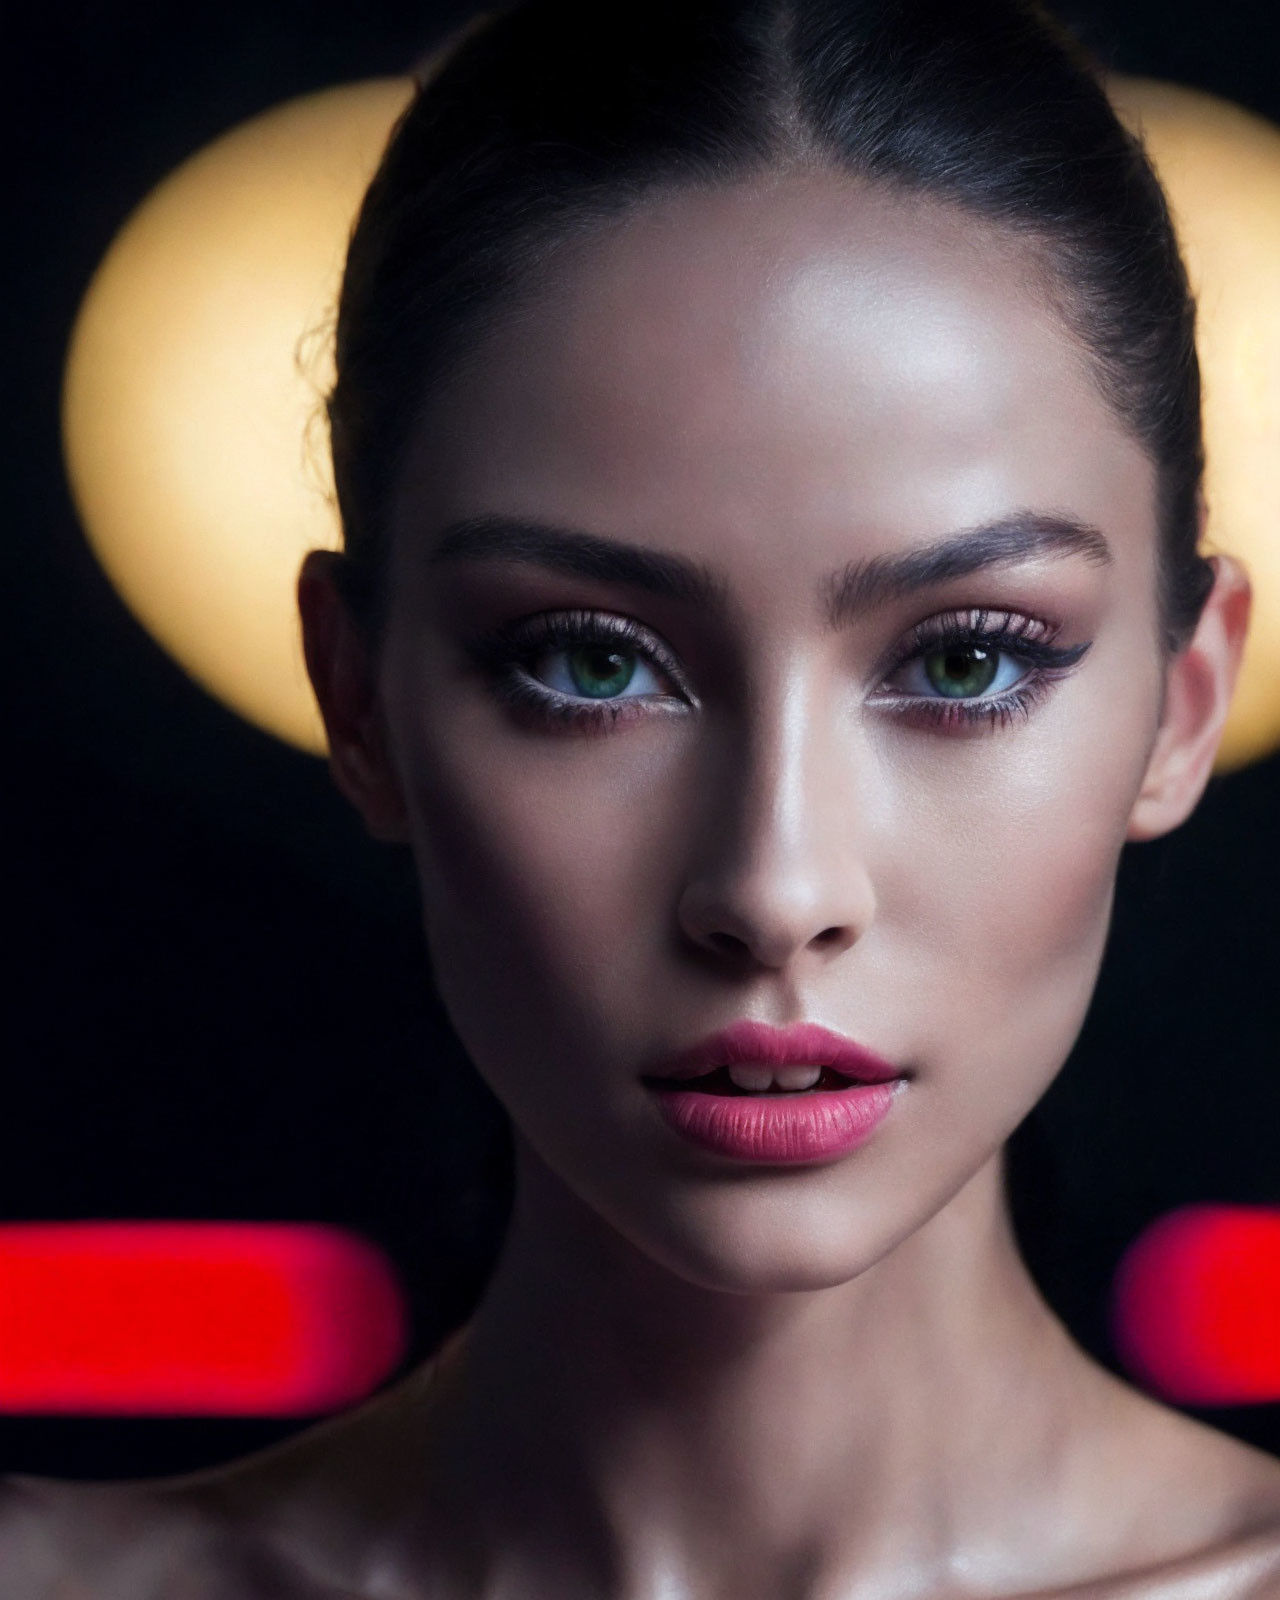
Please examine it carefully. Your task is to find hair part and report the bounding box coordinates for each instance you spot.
[327,0,1215,650]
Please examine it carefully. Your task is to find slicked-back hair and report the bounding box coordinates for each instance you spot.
[327,0,1214,650]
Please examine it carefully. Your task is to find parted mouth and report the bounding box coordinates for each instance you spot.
[641,1019,904,1092]
[644,1062,868,1096]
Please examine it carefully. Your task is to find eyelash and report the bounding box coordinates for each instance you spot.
[467,606,1090,733]
[872,607,1091,731]
[468,610,692,732]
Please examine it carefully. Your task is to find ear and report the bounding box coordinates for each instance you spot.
[1126,551,1252,842]
[297,551,409,843]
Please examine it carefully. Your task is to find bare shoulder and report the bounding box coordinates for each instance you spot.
[0,1355,452,1599]
[1220,1455,1280,1600]
[1097,1520,1280,1600]
[1081,1388,1280,1599]
[0,1470,368,1599]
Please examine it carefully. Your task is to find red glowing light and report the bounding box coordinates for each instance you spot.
[0,1222,408,1415]
[1113,1204,1280,1406]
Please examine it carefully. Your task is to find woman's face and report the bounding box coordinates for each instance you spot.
[370,174,1175,1292]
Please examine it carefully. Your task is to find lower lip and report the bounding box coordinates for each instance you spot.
[648,1081,901,1164]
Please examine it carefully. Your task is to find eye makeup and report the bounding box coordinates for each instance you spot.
[870,606,1092,732]
[463,603,1092,734]
[465,608,694,731]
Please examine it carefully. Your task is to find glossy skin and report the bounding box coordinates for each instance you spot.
[4,170,1276,1598]
[373,176,1173,1297]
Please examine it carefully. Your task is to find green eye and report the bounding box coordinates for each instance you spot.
[923,645,999,699]
[567,645,637,699]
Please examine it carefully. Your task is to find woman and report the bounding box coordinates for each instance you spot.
[5,0,1280,1593]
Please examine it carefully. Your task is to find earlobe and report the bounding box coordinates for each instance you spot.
[297,551,410,844]
[1126,553,1252,843]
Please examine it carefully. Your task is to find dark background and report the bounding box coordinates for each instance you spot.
[4,0,1280,1480]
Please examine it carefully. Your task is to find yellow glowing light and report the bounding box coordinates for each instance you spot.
[62,79,414,753]
[65,75,1280,768]
[1109,77,1280,771]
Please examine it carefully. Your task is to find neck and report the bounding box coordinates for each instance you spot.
[414,1145,1098,1600]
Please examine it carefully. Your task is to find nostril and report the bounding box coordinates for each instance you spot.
[707,930,749,957]
[811,925,848,950]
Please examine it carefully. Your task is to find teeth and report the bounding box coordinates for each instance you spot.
[725,1062,824,1092]
[726,1063,775,1091]
[775,1063,824,1091]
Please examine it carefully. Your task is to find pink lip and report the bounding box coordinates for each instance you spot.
[643,1020,905,1166]
[645,1020,901,1084]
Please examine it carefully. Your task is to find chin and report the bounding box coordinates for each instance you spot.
[592,1174,931,1298]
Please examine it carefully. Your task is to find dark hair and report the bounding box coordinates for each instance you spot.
[327,0,1215,650]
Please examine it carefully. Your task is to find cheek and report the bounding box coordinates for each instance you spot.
[386,617,1163,1144]
[393,701,691,1072]
[874,651,1161,1123]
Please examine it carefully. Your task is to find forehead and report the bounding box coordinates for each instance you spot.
[391,171,1156,580]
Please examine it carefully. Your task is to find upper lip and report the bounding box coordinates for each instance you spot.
[642,1019,903,1084]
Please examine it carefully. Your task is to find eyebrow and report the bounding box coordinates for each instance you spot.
[430,514,725,609]
[428,508,1111,621]
[822,511,1111,625]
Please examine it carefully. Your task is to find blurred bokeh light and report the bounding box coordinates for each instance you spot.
[0,1222,407,1416]
[62,74,1280,768]
[1110,77,1280,770]
[1113,1205,1280,1406]
[61,79,414,753]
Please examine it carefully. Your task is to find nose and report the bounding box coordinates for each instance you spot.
[675,679,876,972]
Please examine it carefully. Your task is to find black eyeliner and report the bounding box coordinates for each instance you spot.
[873,605,1093,731]
[464,607,693,730]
